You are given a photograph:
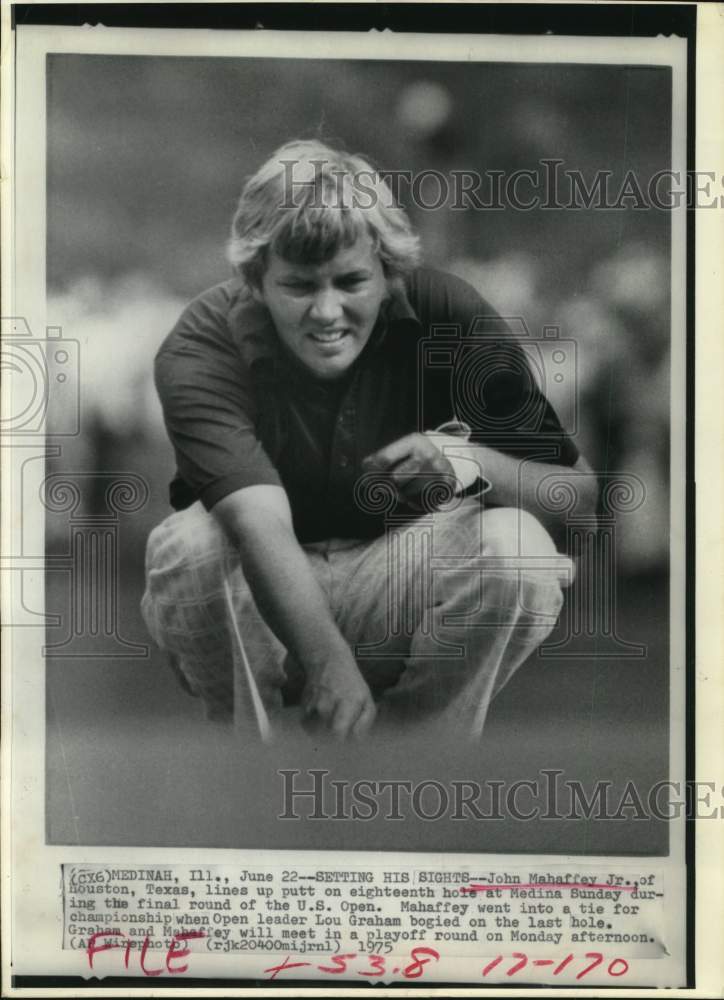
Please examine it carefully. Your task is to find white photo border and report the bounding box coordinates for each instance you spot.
[2,4,720,995]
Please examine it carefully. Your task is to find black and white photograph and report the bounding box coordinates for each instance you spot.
[4,3,721,992]
[43,26,682,855]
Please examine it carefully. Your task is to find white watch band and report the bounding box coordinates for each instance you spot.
[424,421,491,497]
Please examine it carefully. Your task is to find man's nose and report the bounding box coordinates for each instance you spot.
[308,288,344,324]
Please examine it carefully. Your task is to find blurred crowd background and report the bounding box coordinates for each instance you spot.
[43,54,674,850]
[46,55,672,571]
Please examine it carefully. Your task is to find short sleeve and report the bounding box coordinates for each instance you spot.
[413,269,579,467]
[154,286,282,510]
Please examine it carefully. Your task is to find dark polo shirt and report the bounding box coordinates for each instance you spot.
[155,267,578,542]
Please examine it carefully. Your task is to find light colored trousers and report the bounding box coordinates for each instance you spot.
[141,500,573,735]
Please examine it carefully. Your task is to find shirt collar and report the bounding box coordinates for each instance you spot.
[225,282,279,370]
[385,275,419,324]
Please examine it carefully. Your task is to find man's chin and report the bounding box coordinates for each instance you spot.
[313,364,352,381]
[305,354,357,380]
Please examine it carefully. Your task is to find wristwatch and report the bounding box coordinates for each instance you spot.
[429,420,492,500]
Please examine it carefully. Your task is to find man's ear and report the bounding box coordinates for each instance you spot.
[242,256,267,304]
[248,280,266,305]
[383,273,405,304]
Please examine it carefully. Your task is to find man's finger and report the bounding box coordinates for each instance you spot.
[363,434,418,471]
[304,688,335,720]
[351,700,377,739]
[387,457,422,483]
[394,476,429,504]
[330,700,361,741]
[301,710,322,734]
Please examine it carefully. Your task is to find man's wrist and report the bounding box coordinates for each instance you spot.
[424,425,489,495]
[301,639,359,678]
[456,473,492,500]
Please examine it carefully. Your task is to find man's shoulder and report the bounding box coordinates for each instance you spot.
[155,278,272,367]
[404,266,505,328]
[186,277,244,312]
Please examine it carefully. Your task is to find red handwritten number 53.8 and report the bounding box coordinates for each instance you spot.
[317,948,439,979]
[265,947,440,981]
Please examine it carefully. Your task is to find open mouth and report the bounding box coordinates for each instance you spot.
[308,329,349,345]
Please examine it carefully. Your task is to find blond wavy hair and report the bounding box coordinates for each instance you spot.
[227,139,421,290]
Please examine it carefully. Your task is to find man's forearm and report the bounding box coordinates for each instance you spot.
[212,488,376,738]
[470,445,598,538]
[213,501,351,676]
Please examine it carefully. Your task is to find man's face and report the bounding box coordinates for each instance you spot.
[257,234,388,380]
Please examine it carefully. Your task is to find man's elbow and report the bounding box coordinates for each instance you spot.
[573,457,600,518]
[212,484,295,548]
[537,460,598,549]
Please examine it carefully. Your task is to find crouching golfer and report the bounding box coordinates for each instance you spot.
[142,140,595,740]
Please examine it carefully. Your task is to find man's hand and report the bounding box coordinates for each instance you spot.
[362,433,456,506]
[302,656,377,740]
[214,485,378,741]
